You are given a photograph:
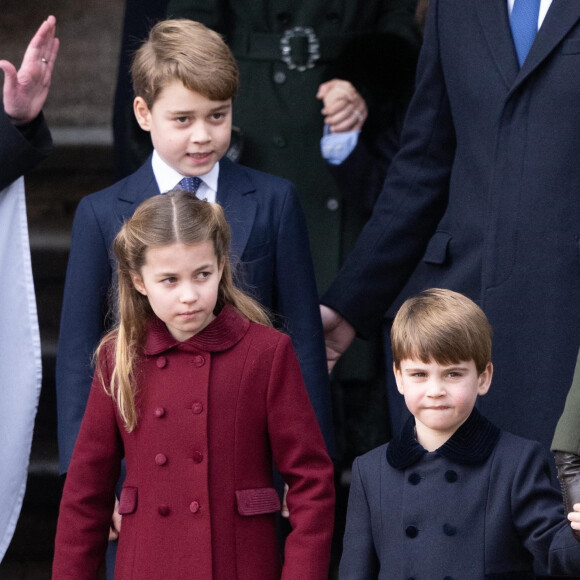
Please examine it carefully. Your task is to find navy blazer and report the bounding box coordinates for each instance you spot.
[0,109,52,189]
[56,156,334,473]
[340,410,580,579]
[322,0,580,450]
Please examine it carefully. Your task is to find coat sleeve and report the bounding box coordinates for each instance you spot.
[52,348,123,579]
[321,0,456,338]
[0,108,52,190]
[510,440,580,575]
[265,334,335,580]
[273,184,335,454]
[56,196,113,473]
[338,456,380,580]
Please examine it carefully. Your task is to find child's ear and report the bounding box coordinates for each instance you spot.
[477,362,493,396]
[133,97,152,131]
[131,272,147,296]
[393,363,405,395]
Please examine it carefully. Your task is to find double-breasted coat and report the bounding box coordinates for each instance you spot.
[56,156,334,475]
[53,306,335,579]
[340,410,580,579]
[322,0,580,449]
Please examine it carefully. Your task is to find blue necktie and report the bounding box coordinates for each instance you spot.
[510,0,541,67]
[179,176,202,194]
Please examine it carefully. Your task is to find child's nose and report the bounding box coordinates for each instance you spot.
[426,379,445,397]
[191,122,211,143]
[180,284,198,303]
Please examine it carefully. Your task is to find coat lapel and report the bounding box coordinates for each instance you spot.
[117,156,160,214]
[216,158,257,268]
[476,0,520,89]
[511,0,580,92]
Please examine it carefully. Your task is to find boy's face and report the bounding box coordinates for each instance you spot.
[394,358,492,450]
[134,81,232,177]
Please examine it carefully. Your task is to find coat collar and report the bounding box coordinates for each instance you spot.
[117,156,160,207]
[143,305,250,355]
[386,408,501,470]
[476,0,580,92]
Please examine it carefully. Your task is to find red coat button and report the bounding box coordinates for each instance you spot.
[192,355,205,367]
[192,402,203,414]
[155,453,167,466]
[154,406,165,418]
[156,356,167,369]
[158,505,170,517]
[193,451,203,463]
[189,501,200,513]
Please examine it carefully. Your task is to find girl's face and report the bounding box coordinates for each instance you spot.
[131,241,223,342]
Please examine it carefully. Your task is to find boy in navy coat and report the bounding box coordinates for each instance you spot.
[340,288,580,579]
[56,19,333,565]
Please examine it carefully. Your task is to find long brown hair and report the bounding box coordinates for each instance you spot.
[97,191,271,431]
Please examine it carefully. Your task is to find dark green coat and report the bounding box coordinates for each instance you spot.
[166,0,420,382]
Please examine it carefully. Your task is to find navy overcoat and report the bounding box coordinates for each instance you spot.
[323,0,580,449]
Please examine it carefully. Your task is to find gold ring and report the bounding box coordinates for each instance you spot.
[41,57,48,64]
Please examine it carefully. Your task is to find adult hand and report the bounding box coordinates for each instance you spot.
[317,79,367,133]
[320,305,356,373]
[109,497,122,541]
[0,15,59,125]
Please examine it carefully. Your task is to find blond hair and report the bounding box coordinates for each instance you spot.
[97,191,271,431]
[391,288,492,374]
[131,19,238,108]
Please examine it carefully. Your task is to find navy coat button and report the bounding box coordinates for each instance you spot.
[408,473,421,485]
[154,406,165,418]
[192,355,205,367]
[190,501,201,513]
[443,523,457,536]
[192,401,204,414]
[193,451,203,463]
[158,505,170,516]
[273,136,286,148]
[445,470,458,483]
[155,453,167,466]
[405,525,419,538]
[443,577,454,580]
[156,356,167,368]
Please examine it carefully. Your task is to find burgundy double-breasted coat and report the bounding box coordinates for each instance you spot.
[52,306,335,579]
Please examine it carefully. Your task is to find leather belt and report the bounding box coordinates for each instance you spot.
[230,28,365,71]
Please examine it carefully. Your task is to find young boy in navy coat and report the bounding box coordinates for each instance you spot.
[55,19,333,569]
[340,288,580,579]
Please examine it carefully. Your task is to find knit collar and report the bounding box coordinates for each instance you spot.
[386,407,501,470]
[143,305,250,355]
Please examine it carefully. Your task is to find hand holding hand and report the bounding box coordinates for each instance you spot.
[317,79,367,133]
[0,15,59,125]
[320,305,356,373]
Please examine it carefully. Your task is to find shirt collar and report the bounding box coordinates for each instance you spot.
[386,407,501,470]
[151,150,219,203]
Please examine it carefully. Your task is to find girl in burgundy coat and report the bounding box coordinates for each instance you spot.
[52,191,335,580]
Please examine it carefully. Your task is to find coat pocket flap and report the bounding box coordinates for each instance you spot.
[118,487,138,515]
[235,487,281,516]
[423,231,452,265]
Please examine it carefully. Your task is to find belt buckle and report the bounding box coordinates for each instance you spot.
[280,26,320,72]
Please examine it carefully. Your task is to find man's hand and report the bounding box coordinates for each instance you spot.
[317,79,367,133]
[320,305,356,373]
[109,497,122,541]
[0,15,59,125]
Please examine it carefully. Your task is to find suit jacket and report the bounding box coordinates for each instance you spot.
[53,306,335,580]
[322,0,580,449]
[56,156,334,473]
[0,109,52,189]
[340,410,580,579]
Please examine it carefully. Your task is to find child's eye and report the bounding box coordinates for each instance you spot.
[447,372,463,378]
[211,112,225,122]
[175,116,190,124]
[197,271,210,280]
[162,277,177,284]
